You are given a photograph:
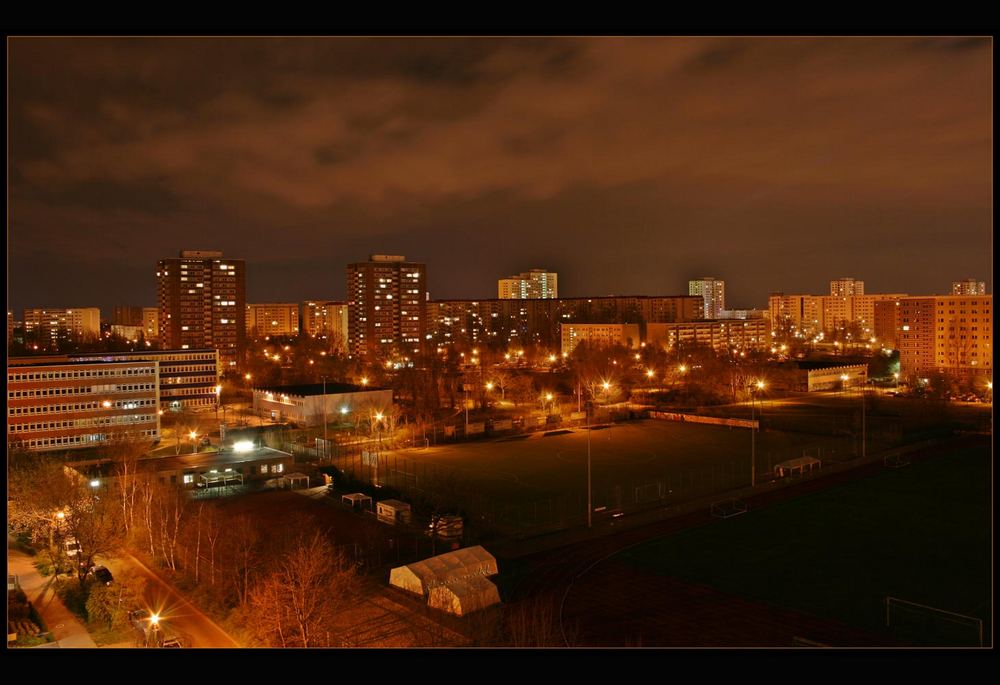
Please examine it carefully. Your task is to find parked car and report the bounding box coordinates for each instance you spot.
[128,609,151,634]
[63,538,82,557]
[88,565,113,586]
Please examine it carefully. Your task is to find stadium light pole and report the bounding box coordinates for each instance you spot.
[322,376,328,461]
[587,399,592,529]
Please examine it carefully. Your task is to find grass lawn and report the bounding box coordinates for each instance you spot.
[618,441,991,645]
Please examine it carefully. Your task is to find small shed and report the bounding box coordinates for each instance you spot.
[389,545,498,596]
[342,493,373,512]
[377,499,412,526]
[428,576,501,616]
[774,456,822,478]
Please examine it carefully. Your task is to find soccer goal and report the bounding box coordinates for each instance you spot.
[710,498,748,519]
[885,596,984,647]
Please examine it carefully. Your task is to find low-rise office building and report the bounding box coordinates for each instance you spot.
[69,445,294,493]
[252,382,393,426]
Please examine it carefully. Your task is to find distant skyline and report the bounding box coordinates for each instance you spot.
[8,37,992,315]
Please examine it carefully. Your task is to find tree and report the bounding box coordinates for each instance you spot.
[106,432,153,539]
[246,531,360,647]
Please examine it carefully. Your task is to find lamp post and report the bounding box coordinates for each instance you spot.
[189,431,198,454]
[750,380,765,488]
[586,400,592,529]
[322,376,328,460]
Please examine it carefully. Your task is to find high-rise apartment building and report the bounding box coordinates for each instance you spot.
[156,250,246,369]
[898,295,992,377]
[113,305,144,326]
[302,301,349,351]
[951,279,987,296]
[688,277,725,319]
[23,308,101,348]
[142,307,159,343]
[346,255,426,359]
[498,269,558,299]
[426,295,702,351]
[246,303,300,337]
[830,277,865,297]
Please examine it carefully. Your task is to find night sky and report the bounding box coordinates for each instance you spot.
[7,37,993,316]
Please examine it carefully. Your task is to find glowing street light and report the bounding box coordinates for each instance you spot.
[646,369,655,379]
[361,377,369,386]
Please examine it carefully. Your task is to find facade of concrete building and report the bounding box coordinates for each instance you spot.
[688,277,725,319]
[246,303,300,337]
[646,319,769,354]
[770,292,906,338]
[830,278,865,297]
[560,323,641,356]
[156,250,246,369]
[23,308,101,348]
[898,295,992,377]
[301,301,349,351]
[142,307,159,343]
[498,269,558,299]
[769,293,824,336]
[7,359,160,452]
[427,295,702,351]
[110,324,145,341]
[873,299,903,349]
[252,382,393,426]
[346,255,427,359]
[952,279,987,296]
[69,348,221,411]
[718,309,768,320]
[113,305,144,326]
[806,364,868,392]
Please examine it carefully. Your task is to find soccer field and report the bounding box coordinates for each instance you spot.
[616,438,992,646]
[360,419,855,532]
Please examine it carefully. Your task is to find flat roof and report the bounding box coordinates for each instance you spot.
[255,382,388,396]
[69,446,292,477]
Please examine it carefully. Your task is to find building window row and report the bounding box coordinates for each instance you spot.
[8,398,158,416]
[10,414,157,433]
[9,367,155,383]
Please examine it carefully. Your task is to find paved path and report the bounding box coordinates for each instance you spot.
[119,551,241,648]
[7,545,97,648]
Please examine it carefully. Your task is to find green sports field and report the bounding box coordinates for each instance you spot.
[363,418,859,532]
[617,439,991,645]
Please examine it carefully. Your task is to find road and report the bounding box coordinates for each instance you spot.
[105,552,241,648]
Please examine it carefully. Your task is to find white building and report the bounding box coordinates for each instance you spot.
[252,382,393,426]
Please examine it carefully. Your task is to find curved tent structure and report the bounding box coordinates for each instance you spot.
[389,545,498,597]
[428,576,501,616]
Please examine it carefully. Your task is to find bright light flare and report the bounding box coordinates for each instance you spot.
[233,440,254,453]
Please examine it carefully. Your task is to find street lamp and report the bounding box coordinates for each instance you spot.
[189,431,198,453]
[750,380,765,488]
